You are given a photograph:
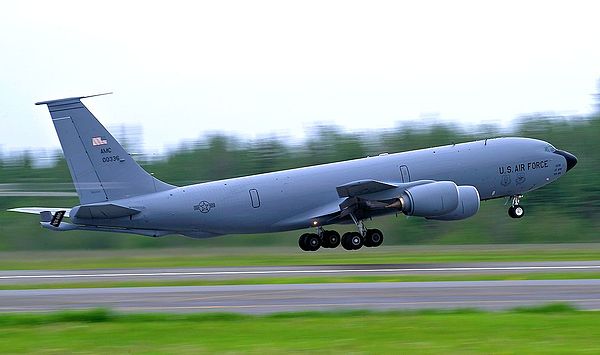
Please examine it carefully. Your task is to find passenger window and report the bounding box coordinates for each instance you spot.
[249,189,261,208]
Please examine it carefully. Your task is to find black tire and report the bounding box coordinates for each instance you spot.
[342,232,363,250]
[341,232,354,250]
[306,233,321,251]
[321,234,330,248]
[364,230,373,247]
[298,233,311,251]
[508,205,525,219]
[323,230,341,248]
[365,229,384,247]
[508,206,515,218]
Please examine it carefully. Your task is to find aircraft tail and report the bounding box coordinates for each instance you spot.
[36,94,175,204]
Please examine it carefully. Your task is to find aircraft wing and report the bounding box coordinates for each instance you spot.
[334,179,435,220]
[8,207,71,218]
[336,180,398,197]
[279,179,441,226]
[280,179,406,225]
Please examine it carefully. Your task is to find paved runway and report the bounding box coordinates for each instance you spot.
[2,262,599,313]
[1,261,600,284]
[2,279,600,313]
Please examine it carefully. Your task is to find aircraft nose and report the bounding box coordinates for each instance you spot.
[555,149,578,172]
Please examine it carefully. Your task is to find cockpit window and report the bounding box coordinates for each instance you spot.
[544,144,556,152]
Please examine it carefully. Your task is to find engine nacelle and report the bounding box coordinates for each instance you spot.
[400,181,459,217]
[428,185,480,221]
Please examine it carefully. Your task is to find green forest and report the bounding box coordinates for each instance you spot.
[1,111,598,251]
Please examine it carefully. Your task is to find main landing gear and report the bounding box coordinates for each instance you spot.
[298,217,384,252]
[340,229,384,250]
[298,229,341,251]
[508,195,525,219]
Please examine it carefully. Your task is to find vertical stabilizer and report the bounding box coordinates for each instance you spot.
[36,94,174,204]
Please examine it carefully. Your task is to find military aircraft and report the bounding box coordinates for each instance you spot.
[10,94,578,251]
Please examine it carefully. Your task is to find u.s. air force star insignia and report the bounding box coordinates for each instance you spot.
[194,201,216,213]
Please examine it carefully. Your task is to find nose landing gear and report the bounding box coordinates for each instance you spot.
[508,195,525,219]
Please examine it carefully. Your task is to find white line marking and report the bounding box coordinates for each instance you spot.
[1,265,600,280]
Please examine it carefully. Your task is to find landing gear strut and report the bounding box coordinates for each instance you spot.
[508,195,525,219]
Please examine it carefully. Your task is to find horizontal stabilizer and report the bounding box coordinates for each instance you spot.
[72,203,141,219]
[35,92,112,106]
[8,207,71,218]
[336,180,398,198]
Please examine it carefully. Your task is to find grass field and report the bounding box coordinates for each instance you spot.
[1,305,599,353]
[2,244,600,270]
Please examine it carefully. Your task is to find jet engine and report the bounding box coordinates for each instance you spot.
[399,181,459,217]
[391,181,480,220]
[428,185,480,221]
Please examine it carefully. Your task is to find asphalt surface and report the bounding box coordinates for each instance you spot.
[1,279,600,313]
[0,262,600,313]
[2,261,600,284]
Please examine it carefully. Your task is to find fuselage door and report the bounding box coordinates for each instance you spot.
[400,165,411,183]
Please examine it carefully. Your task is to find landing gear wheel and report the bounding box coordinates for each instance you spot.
[365,229,384,247]
[299,233,311,251]
[508,205,525,219]
[306,233,321,251]
[322,230,341,248]
[342,232,363,250]
[299,233,320,251]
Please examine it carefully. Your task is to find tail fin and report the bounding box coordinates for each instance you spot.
[36,94,174,204]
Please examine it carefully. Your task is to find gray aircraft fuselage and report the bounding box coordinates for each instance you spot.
[70,137,570,238]
[15,96,577,248]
